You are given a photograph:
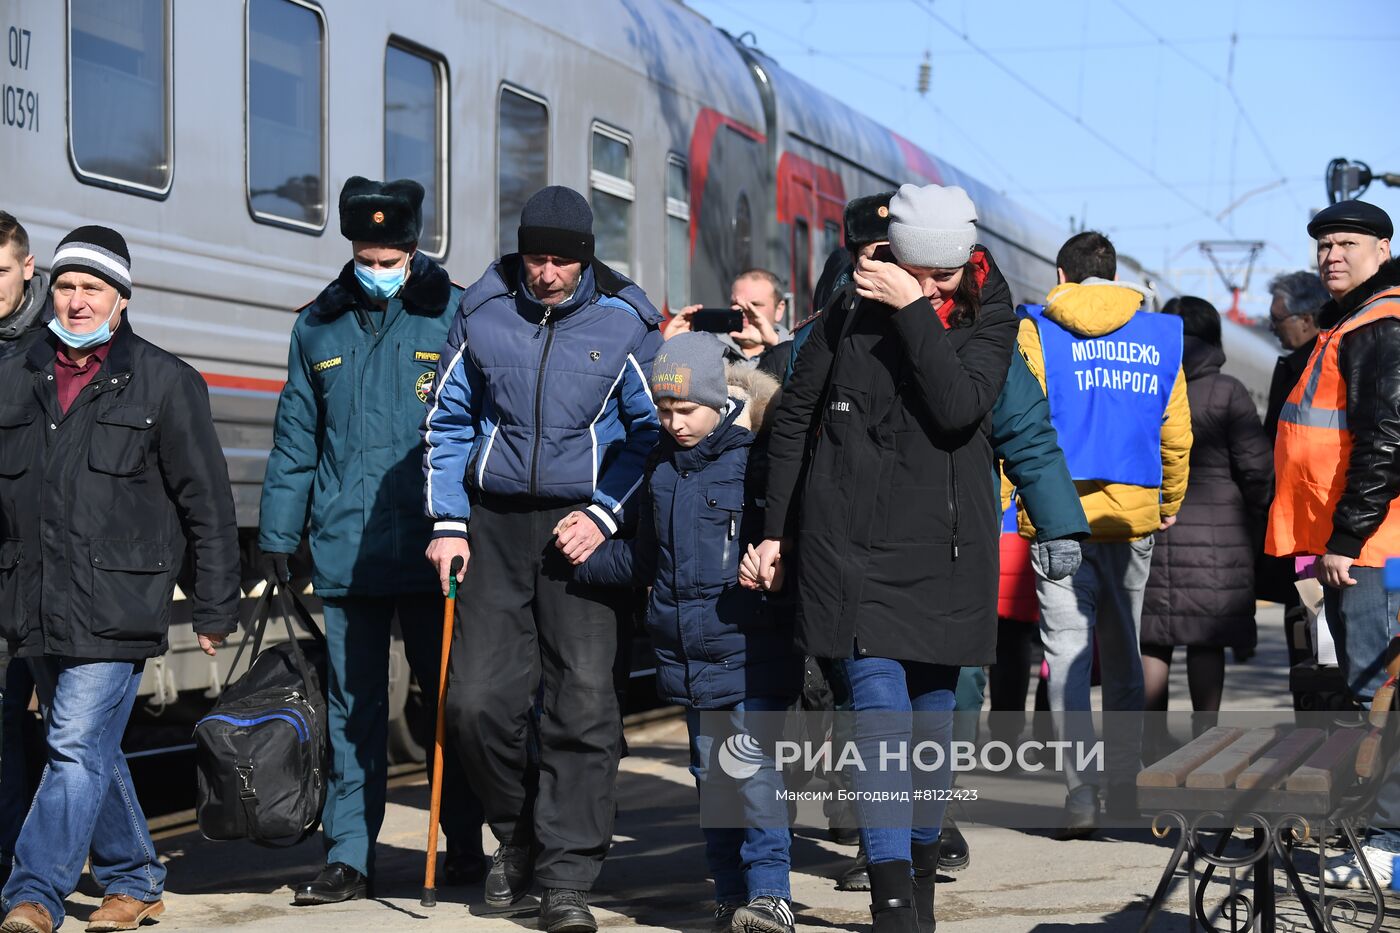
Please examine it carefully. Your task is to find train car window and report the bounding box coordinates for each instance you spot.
[823,221,841,262]
[665,156,690,310]
[793,217,812,322]
[385,41,448,257]
[498,85,549,255]
[590,124,634,277]
[733,193,753,278]
[247,0,327,231]
[68,0,172,196]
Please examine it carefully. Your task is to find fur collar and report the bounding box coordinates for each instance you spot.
[309,251,452,320]
[1318,257,1400,329]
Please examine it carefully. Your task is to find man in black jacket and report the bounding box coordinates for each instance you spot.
[1267,201,1400,889]
[0,212,49,886]
[0,226,239,933]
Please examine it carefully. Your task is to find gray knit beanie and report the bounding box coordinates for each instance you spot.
[651,332,728,411]
[886,183,978,269]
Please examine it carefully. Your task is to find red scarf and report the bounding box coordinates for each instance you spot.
[931,248,989,326]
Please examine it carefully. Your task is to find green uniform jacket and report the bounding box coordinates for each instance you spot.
[259,253,463,596]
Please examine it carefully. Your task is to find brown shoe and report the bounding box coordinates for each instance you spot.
[0,902,53,933]
[86,895,165,932]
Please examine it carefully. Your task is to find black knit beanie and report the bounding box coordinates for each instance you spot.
[51,225,132,298]
[518,186,595,263]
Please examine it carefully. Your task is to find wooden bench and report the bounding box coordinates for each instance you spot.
[1134,653,1400,933]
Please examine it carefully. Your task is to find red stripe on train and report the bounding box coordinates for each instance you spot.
[200,372,285,393]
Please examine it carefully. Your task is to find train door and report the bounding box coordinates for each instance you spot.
[690,110,766,308]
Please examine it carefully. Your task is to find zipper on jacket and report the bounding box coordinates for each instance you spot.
[947,452,960,561]
[529,315,557,496]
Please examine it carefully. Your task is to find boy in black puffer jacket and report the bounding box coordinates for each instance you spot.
[574,332,801,933]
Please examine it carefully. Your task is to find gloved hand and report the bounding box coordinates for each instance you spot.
[1036,537,1082,581]
[259,552,291,586]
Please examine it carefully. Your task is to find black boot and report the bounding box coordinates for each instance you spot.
[484,844,534,908]
[867,860,917,933]
[836,837,871,891]
[911,841,941,933]
[539,888,597,933]
[936,819,969,872]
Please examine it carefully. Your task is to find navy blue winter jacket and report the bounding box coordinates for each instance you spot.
[422,257,663,538]
[577,401,802,709]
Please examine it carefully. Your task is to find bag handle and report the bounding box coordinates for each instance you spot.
[220,582,327,694]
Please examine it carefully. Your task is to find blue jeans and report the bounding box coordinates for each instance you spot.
[829,654,960,865]
[1323,570,1400,852]
[321,595,481,877]
[686,697,792,904]
[3,659,162,926]
[0,658,35,862]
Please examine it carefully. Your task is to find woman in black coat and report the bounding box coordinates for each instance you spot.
[743,184,1016,933]
[1141,296,1273,712]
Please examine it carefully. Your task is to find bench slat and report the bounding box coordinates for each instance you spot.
[1186,728,1279,789]
[1356,727,1386,780]
[1137,727,1245,788]
[1235,728,1324,790]
[1286,727,1367,793]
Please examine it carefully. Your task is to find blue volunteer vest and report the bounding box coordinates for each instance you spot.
[1019,303,1182,488]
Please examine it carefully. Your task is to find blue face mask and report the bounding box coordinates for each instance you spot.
[49,291,121,350]
[354,258,410,301]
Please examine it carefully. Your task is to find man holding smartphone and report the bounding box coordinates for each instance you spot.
[665,267,790,379]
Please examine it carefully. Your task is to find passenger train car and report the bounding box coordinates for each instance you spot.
[1,0,1280,749]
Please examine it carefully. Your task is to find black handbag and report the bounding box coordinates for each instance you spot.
[194,585,328,847]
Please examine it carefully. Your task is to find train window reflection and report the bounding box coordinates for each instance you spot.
[385,42,447,256]
[590,124,634,277]
[733,193,753,278]
[247,0,326,231]
[498,86,549,255]
[665,156,690,310]
[793,217,811,322]
[823,221,841,263]
[68,0,172,195]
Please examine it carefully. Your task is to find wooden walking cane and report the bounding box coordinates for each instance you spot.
[422,555,464,908]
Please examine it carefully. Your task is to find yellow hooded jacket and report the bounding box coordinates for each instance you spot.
[1016,280,1192,541]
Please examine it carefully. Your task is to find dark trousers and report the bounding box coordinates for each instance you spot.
[0,657,35,862]
[446,497,629,890]
[321,594,483,876]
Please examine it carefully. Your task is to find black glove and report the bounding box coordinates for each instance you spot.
[259,552,291,585]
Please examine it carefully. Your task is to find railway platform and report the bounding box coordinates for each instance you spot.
[63,607,1394,931]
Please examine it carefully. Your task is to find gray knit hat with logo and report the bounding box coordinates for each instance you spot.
[886,183,978,269]
[651,332,728,412]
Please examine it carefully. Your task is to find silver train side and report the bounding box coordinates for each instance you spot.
[0,0,1281,744]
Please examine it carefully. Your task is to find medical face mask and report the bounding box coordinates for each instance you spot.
[354,257,410,301]
[49,290,121,350]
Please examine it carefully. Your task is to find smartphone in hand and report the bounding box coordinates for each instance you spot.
[690,308,745,333]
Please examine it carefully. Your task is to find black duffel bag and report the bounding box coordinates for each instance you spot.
[194,584,328,846]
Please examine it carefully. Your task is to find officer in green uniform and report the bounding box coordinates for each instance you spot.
[259,177,483,904]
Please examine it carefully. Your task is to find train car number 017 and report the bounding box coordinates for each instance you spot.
[5,25,36,133]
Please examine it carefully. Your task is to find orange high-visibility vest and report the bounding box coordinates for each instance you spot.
[1267,286,1400,566]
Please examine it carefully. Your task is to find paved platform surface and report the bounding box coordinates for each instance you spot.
[54,606,1398,931]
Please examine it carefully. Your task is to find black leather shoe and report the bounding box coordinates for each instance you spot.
[442,850,490,886]
[485,845,534,908]
[539,888,597,933]
[936,820,969,872]
[293,862,369,905]
[836,843,871,891]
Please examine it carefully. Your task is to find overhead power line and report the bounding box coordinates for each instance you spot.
[907,0,1234,233]
[1108,0,1303,212]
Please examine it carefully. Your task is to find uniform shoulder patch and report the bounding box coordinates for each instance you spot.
[791,308,824,331]
[414,350,441,363]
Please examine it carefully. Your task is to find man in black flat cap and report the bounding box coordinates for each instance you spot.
[260,177,484,904]
[1268,199,1400,888]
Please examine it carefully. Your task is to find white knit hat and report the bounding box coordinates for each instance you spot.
[886,183,978,269]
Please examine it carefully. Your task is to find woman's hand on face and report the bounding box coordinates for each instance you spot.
[854,256,923,309]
